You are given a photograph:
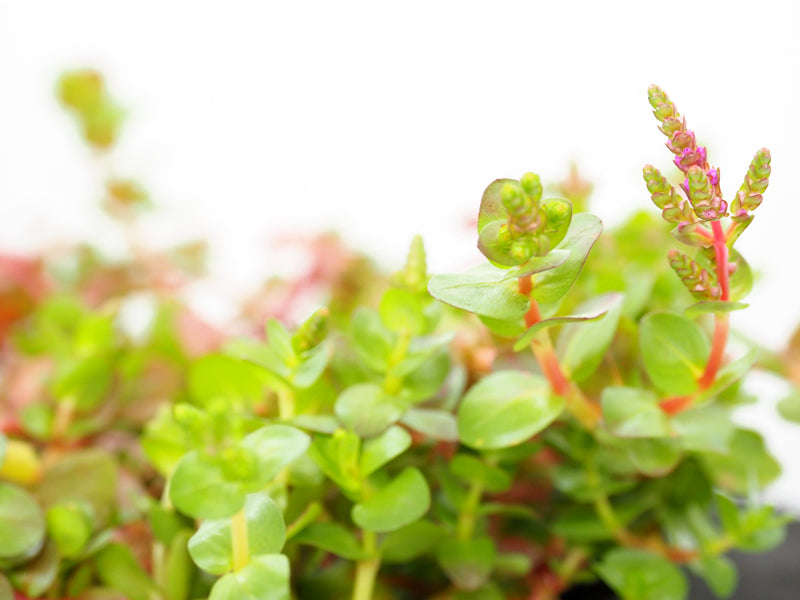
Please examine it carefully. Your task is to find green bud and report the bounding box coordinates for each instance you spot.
[519,172,543,203]
[501,182,523,211]
[292,307,330,354]
[57,70,104,113]
[544,198,570,228]
[509,239,534,263]
[390,235,428,294]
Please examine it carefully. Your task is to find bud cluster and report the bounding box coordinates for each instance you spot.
[668,250,721,300]
[494,173,572,263]
[647,85,727,221]
[57,70,123,150]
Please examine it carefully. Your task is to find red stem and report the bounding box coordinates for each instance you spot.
[698,220,730,389]
[518,277,570,398]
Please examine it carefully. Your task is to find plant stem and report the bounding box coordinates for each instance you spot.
[231,507,250,572]
[519,276,600,429]
[698,219,731,389]
[277,387,295,420]
[352,530,379,600]
[456,479,484,541]
[383,329,411,395]
[285,501,323,541]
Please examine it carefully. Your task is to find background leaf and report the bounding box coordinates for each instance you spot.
[208,554,290,600]
[351,467,430,532]
[639,312,710,395]
[595,548,688,600]
[188,493,285,575]
[427,265,529,320]
[458,372,563,449]
[0,482,45,563]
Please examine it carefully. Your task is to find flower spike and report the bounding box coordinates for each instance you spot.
[668,250,721,300]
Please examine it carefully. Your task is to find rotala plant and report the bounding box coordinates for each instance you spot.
[0,74,797,600]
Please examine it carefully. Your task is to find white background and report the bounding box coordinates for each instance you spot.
[1,1,798,508]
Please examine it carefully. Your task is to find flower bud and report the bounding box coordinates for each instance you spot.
[667,130,696,154]
[292,307,330,354]
[519,172,543,203]
[731,148,771,215]
[685,166,726,219]
[668,250,721,300]
[674,147,707,172]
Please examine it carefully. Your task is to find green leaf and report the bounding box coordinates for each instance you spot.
[96,543,157,600]
[427,265,529,320]
[504,250,570,279]
[691,555,737,598]
[241,425,311,485]
[436,537,496,591]
[513,294,617,352]
[380,521,445,564]
[10,540,59,598]
[728,250,753,302]
[292,343,330,389]
[169,451,246,519]
[697,347,758,402]
[188,494,286,576]
[307,430,361,497]
[0,482,45,563]
[684,301,748,319]
[165,530,194,600]
[208,554,290,600]
[777,391,800,423]
[458,371,564,450]
[556,293,624,381]
[553,500,651,542]
[449,454,511,493]
[595,548,688,600]
[351,308,395,373]
[359,426,412,476]
[452,584,504,600]
[400,408,458,442]
[602,386,670,438]
[625,438,682,476]
[291,522,366,560]
[399,348,450,403]
[532,213,603,304]
[380,288,426,335]
[477,178,514,232]
[701,429,781,494]
[694,249,752,302]
[672,405,733,453]
[188,354,267,407]
[50,355,113,412]
[352,467,430,533]
[639,311,710,395]
[265,319,296,365]
[46,501,94,558]
[335,383,404,438]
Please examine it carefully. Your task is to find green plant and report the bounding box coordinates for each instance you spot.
[0,73,796,600]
